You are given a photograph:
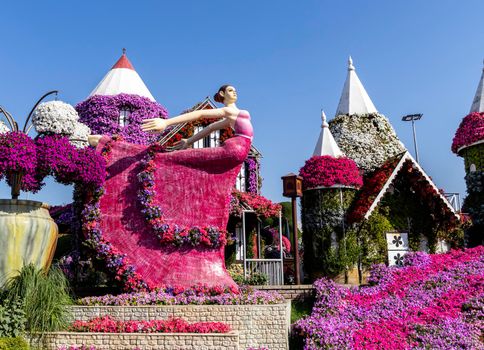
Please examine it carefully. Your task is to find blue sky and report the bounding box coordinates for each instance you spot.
[1,0,483,206]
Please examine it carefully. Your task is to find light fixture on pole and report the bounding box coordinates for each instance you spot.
[401,113,423,163]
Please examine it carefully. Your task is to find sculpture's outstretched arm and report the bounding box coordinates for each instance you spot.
[169,118,232,151]
[142,108,232,133]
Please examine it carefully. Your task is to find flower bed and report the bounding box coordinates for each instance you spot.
[69,316,230,334]
[76,94,168,145]
[299,155,362,190]
[230,190,281,218]
[77,286,284,306]
[452,112,484,153]
[294,247,484,349]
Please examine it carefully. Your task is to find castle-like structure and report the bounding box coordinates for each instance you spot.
[301,58,460,283]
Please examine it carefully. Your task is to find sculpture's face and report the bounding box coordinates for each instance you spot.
[222,86,237,104]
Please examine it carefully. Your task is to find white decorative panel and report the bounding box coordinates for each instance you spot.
[386,232,409,251]
[388,250,407,267]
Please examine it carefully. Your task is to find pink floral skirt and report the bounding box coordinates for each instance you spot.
[95,136,251,288]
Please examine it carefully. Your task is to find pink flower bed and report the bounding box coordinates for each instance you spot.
[294,247,484,349]
[452,112,484,153]
[299,155,363,190]
[231,190,281,218]
[69,316,230,334]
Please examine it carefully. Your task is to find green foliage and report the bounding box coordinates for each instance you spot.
[359,210,393,267]
[3,264,72,340]
[0,337,29,350]
[301,188,358,279]
[0,298,26,337]
[291,298,314,324]
[227,264,268,285]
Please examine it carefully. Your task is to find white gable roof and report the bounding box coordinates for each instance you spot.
[335,56,378,116]
[89,51,155,101]
[470,60,484,113]
[313,110,344,157]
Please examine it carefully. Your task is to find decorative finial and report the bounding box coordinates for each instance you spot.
[321,110,329,128]
[348,56,355,71]
[122,48,126,55]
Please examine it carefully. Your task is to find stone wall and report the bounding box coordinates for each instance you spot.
[255,285,315,300]
[69,303,291,350]
[44,332,239,350]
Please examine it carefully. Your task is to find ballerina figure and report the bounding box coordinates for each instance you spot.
[86,85,253,289]
[88,85,253,148]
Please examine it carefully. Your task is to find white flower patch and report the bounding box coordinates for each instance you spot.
[33,101,79,135]
[0,120,10,134]
[329,113,406,173]
[69,122,91,148]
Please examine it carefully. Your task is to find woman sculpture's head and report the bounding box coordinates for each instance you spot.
[214,85,237,105]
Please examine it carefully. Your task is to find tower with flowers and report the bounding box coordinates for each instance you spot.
[452,61,484,244]
[300,111,362,281]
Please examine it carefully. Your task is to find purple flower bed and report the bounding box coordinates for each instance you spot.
[294,247,484,349]
[76,94,168,145]
[452,111,484,153]
[77,286,285,306]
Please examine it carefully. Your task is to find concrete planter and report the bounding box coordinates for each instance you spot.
[43,331,240,350]
[0,199,58,284]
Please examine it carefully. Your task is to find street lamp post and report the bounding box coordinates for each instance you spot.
[401,113,423,163]
[281,173,303,285]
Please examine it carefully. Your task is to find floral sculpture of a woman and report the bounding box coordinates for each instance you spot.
[88,85,252,289]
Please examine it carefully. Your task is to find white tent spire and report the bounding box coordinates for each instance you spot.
[470,59,484,113]
[335,56,378,116]
[89,49,156,101]
[313,110,344,157]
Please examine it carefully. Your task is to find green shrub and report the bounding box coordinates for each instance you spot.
[0,298,26,337]
[3,264,72,340]
[0,337,29,350]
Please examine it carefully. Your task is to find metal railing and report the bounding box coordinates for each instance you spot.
[444,193,461,212]
[244,259,284,285]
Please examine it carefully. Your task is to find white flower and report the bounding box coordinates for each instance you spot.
[33,101,79,135]
[69,122,91,148]
[0,120,10,134]
[329,113,406,173]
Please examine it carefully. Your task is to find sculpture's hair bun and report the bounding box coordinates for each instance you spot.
[213,92,224,103]
[213,85,230,103]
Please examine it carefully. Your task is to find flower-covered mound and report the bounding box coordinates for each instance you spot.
[452,112,484,153]
[230,190,281,218]
[33,100,91,148]
[76,94,168,145]
[294,247,484,349]
[0,120,10,134]
[329,113,406,173]
[77,286,285,306]
[299,155,363,190]
[69,316,230,333]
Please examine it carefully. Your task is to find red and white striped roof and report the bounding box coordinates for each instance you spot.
[89,50,155,101]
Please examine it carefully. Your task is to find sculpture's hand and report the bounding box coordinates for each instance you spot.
[88,135,103,147]
[166,139,189,152]
[141,118,168,133]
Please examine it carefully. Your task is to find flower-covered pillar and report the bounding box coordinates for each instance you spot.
[300,111,363,282]
[452,62,484,245]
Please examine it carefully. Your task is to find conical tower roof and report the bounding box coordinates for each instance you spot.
[313,110,344,157]
[470,60,484,113]
[89,49,155,101]
[335,56,377,116]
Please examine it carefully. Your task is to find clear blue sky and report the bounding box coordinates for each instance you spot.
[1,0,483,206]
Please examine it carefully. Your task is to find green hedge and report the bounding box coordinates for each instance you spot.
[0,337,29,350]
